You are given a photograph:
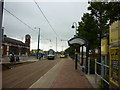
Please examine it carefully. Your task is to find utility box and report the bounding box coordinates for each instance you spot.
[109,21,120,88]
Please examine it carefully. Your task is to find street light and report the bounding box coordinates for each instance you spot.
[71,22,78,69]
[72,22,78,36]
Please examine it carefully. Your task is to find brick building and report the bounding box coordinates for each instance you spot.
[2,34,31,56]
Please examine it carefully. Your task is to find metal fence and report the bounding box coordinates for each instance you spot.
[95,58,110,86]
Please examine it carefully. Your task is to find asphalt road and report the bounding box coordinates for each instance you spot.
[2,59,60,88]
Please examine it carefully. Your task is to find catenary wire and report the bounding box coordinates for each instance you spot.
[4,8,49,40]
[34,0,61,40]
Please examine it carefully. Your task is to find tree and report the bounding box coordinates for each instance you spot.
[77,13,98,52]
[65,46,75,59]
[105,2,120,25]
[88,2,109,37]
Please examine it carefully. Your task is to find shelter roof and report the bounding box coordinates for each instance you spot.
[68,36,88,46]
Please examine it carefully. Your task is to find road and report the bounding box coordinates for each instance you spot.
[2,59,60,88]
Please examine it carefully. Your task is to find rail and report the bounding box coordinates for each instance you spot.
[95,59,110,86]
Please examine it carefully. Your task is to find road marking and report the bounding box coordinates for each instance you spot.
[29,60,63,88]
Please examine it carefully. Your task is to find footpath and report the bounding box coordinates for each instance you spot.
[1,56,38,70]
[29,58,94,88]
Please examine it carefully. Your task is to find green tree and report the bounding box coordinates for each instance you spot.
[105,2,120,25]
[77,13,98,51]
[65,46,75,59]
[88,2,109,37]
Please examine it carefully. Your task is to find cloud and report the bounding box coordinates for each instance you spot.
[3,2,89,51]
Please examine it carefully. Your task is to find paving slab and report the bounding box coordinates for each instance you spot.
[29,59,65,88]
[29,58,93,88]
[52,59,93,88]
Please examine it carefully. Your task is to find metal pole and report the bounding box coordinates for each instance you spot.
[0,0,4,89]
[88,57,90,75]
[75,48,77,69]
[95,59,97,84]
[0,0,3,60]
[81,45,83,65]
[37,28,40,59]
[86,44,89,74]
[56,37,57,52]
[72,22,77,36]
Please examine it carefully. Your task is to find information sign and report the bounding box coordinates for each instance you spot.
[101,38,108,55]
[109,47,120,87]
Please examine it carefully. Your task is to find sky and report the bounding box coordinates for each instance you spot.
[3,0,89,51]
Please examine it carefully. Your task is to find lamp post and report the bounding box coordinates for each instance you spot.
[72,22,78,36]
[61,46,64,51]
[71,22,79,69]
[0,0,4,67]
[34,27,40,59]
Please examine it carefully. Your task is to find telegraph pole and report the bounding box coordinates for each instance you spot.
[37,28,40,59]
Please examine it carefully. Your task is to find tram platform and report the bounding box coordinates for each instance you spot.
[29,58,94,88]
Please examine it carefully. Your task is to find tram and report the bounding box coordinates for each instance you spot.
[47,49,55,60]
[59,51,66,58]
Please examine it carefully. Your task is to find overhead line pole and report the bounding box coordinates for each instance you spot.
[37,28,40,59]
[56,37,57,52]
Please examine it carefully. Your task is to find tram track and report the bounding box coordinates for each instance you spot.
[2,59,60,88]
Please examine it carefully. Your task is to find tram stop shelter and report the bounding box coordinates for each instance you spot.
[68,36,89,74]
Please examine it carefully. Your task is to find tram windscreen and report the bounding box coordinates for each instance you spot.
[49,51,54,55]
[61,52,65,55]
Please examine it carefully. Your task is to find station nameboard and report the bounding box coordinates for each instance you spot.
[110,21,120,44]
[101,38,108,55]
[109,47,120,87]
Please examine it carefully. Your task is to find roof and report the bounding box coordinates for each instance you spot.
[68,36,88,46]
[3,36,25,46]
[48,49,55,52]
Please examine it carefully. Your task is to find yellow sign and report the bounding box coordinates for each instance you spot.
[30,50,43,54]
[110,21,120,44]
[75,52,80,55]
[109,47,120,87]
[101,39,108,55]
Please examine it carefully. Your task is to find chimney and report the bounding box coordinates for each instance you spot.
[25,34,31,55]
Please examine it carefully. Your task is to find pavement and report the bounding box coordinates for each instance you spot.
[1,56,39,64]
[85,74,99,88]
[29,58,94,88]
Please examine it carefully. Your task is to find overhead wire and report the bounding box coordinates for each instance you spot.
[4,8,48,40]
[34,0,61,40]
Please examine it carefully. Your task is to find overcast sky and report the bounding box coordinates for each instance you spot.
[3,0,89,51]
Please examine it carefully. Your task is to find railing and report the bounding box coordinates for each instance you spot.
[95,58,110,86]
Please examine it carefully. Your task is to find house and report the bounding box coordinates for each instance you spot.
[2,34,31,56]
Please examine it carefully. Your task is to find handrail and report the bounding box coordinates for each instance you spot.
[95,59,110,86]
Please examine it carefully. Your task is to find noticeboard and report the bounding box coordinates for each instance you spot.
[109,47,120,87]
[110,21,120,44]
[101,38,108,55]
